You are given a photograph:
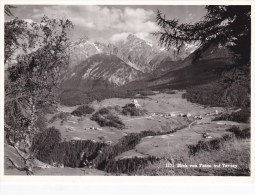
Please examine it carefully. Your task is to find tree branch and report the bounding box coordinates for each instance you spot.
[7,157,26,171]
[13,145,30,160]
[7,157,34,175]
[5,94,29,103]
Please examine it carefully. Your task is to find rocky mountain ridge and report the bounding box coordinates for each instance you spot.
[62,53,144,87]
[68,34,197,72]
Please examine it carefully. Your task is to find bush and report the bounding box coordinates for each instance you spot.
[227,127,250,139]
[71,105,95,117]
[91,108,125,129]
[97,107,111,115]
[122,103,147,116]
[213,108,250,123]
[99,106,123,115]
[112,105,123,113]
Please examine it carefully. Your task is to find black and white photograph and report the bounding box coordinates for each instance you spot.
[2,1,253,177]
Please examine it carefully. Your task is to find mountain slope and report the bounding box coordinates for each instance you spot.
[106,34,196,73]
[68,34,197,73]
[69,37,106,67]
[109,34,161,72]
[62,53,144,88]
[122,43,234,90]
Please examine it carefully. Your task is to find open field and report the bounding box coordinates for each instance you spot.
[5,90,250,175]
[49,91,226,143]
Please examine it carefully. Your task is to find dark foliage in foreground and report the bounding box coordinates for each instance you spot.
[31,127,62,161]
[71,105,95,117]
[155,5,250,111]
[213,109,250,123]
[155,6,251,65]
[33,125,184,173]
[47,140,106,167]
[31,121,250,175]
[32,127,106,167]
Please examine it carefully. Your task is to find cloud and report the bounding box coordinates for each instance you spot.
[30,5,161,44]
[135,32,153,42]
[109,32,153,44]
[109,32,130,43]
[32,5,159,36]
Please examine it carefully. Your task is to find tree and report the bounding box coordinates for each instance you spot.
[4,15,74,175]
[4,5,16,16]
[155,5,251,65]
[155,6,251,109]
[4,18,38,64]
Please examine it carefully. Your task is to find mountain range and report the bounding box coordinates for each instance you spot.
[124,42,234,90]
[62,53,143,87]
[64,34,197,87]
[59,33,235,107]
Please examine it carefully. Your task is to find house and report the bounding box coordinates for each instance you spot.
[133,99,140,107]
[187,113,192,117]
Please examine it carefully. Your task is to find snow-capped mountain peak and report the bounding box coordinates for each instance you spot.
[67,34,198,84]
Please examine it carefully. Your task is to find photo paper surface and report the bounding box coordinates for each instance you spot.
[1,0,254,182]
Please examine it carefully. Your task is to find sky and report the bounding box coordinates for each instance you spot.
[5,5,207,45]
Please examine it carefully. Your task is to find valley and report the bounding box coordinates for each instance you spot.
[5,91,250,175]
[4,33,250,176]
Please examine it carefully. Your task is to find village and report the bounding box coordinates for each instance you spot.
[61,96,224,142]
